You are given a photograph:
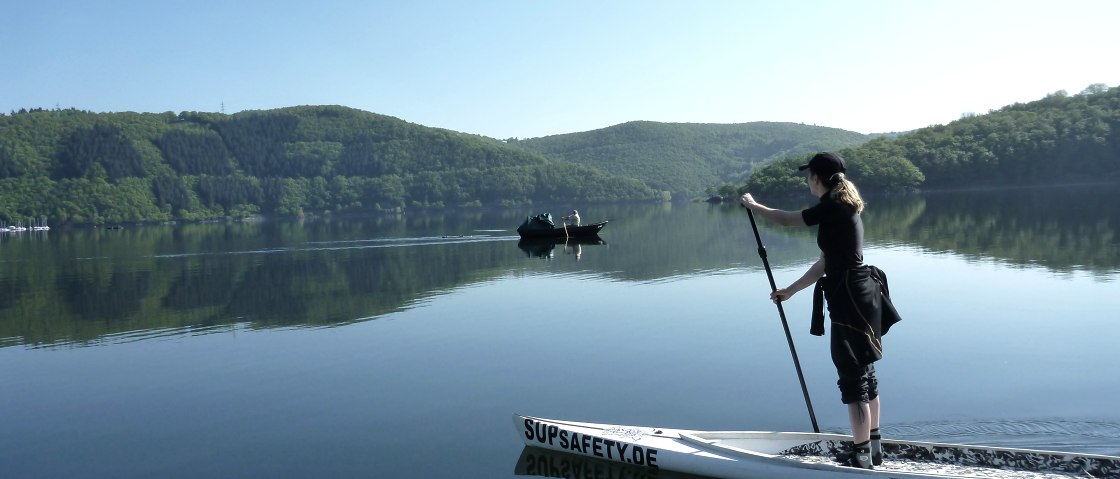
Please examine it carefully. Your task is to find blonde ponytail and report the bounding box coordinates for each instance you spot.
[829,173,864,214]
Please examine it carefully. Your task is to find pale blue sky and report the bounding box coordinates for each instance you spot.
[5,0,1118,139]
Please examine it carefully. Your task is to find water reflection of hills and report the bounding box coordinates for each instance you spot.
[1,184,1116,347]
[866,184,1120,275]
[0,220,529,347]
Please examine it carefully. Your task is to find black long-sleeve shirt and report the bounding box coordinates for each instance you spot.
[801,193,864,277]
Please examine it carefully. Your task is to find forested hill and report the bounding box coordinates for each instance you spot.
[746,84,1120,196]
[510,121,875,196]
[0,106,661,225]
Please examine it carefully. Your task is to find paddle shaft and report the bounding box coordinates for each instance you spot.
[745,207,820,433]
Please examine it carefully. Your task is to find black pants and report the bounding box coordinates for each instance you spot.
[825,267,884,404]
[836,362,878,404]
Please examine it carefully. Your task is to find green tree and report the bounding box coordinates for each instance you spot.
[54,123,144,180]
[156,129,234,175]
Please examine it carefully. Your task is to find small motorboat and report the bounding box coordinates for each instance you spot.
[517,213,607,238]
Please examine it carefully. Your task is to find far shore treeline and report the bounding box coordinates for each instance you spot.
[1,84,1117,225]
[0,106,664,225]
[745,84,1119,197]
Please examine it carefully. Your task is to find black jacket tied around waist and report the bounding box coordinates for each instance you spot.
[810,265,901,366]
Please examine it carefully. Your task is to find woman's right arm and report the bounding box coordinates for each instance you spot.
[740,193,806,227]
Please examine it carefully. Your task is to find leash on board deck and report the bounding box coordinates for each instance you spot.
[745,206,820,433]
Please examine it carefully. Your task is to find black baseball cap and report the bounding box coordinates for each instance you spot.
[798,152,846,177]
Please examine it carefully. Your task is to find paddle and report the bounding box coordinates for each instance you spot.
[745,206,820,433]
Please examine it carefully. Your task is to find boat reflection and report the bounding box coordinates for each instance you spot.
[514,446,709,479]
[517,235,606,260]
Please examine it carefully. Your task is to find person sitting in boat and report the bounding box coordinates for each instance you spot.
[561,210,581,227]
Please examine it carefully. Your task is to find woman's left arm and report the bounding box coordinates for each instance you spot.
[771,257,825,302]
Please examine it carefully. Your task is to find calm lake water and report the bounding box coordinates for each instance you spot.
[2,184,1119,478]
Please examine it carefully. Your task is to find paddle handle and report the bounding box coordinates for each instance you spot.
[745,206,820,433]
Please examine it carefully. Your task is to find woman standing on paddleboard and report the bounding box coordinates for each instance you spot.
[740,152,898,470]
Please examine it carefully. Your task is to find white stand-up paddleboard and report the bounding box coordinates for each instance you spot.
[513,414,1120,479]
